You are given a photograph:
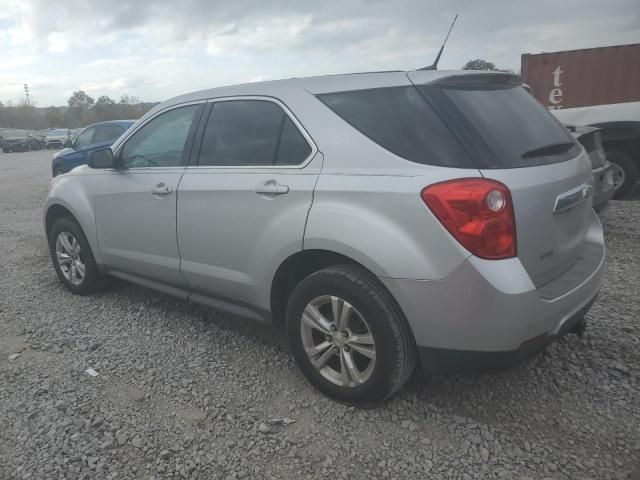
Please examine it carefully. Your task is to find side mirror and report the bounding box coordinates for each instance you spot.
[88,148,116,169]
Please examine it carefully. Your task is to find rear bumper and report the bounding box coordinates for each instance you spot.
[416,297,594,373]
[381,211,605,373]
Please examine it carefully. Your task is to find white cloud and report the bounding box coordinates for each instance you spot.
[0,0,638,105]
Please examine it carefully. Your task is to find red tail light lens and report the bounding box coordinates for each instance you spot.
[421,178,517,260]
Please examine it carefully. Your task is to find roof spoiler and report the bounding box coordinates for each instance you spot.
[417,14,458,71]
[433,72,523,86]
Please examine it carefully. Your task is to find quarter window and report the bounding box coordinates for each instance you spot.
[120,105,199,168]
[198,100,311,167]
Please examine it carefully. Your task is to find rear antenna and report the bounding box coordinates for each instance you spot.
[418,14,458,71]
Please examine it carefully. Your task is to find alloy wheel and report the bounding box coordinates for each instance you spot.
[300,295,376,387]
[55,232,85,285]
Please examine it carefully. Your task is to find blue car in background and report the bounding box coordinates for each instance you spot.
[52,120,135,176]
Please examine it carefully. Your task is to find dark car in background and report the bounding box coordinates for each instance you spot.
[46,129,72,149]
[566,124,616,211]
[1,130,42,153]
[51,120,134,176]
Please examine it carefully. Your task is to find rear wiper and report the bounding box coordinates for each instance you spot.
[521,142,575,159]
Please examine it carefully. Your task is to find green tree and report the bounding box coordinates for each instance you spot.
[462,59,498,71]
[95,95,116,107]
[68,90,95,109]
[44,106,64,127]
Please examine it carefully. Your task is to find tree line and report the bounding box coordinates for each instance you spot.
[0,90,158,130]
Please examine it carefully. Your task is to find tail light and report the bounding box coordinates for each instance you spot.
[421,178,516,260]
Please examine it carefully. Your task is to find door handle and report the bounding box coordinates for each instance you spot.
[151,183,174,196]
[255,180,289,196]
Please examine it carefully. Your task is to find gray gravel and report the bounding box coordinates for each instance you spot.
[1,149,639,480]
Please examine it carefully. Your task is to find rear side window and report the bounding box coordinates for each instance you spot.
[435,84,580,167]
[198,100,311,167]
[317,87,472,167]
[276,117,312,165]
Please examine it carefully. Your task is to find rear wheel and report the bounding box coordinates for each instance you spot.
[608,150,639,199]
[286,265,416,405]
[48,217,106,295]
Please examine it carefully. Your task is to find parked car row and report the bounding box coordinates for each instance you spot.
[0,130,45,152]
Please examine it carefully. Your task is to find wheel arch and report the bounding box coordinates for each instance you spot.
[45,203,76,238]
[269,249,409,331]
[44,196,103,266]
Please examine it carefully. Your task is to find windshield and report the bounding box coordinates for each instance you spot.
[429,83,581,168]
[48,129,68,136]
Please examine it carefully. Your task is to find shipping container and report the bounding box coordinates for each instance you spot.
[521,43,640,109]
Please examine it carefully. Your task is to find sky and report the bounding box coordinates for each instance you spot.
[1,0,639,107]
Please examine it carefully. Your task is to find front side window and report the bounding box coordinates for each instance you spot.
[198,100,311,167]
[120,105,199,168]
[93,125,125,144]
[74,127,96,148]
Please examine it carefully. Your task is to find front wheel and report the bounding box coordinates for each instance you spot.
[286,265,416,405]
[48,217,107,295]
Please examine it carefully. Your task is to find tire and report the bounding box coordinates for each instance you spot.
[608,150,639,199]
[285,265,416,405]
[53,166,64,177]
[48,217,106,295]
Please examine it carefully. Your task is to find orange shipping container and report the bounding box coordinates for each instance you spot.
[521,43,640,109]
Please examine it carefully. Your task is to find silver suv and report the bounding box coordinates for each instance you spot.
[44,70,605,404]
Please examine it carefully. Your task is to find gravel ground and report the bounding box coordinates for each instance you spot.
[0,149,639,480]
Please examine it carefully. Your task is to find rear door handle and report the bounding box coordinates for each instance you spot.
[255,180,289,196]
[151,183,174,196]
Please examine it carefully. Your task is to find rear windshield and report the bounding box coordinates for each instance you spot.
[317,87,473,168]
[433,84,580,168]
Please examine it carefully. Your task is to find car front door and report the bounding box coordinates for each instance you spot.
[177,98,321,312]
[94,103,203,286]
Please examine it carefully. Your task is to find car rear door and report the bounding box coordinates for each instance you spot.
[409,72,595,287]
[176,97,321,311]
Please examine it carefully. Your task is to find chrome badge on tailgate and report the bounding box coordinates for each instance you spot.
[553,183,593,213]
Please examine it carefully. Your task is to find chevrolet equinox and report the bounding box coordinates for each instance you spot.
[44,70,605,404]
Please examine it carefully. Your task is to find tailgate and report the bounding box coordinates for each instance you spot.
[408,71,595,286]
[481,152,594,286]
